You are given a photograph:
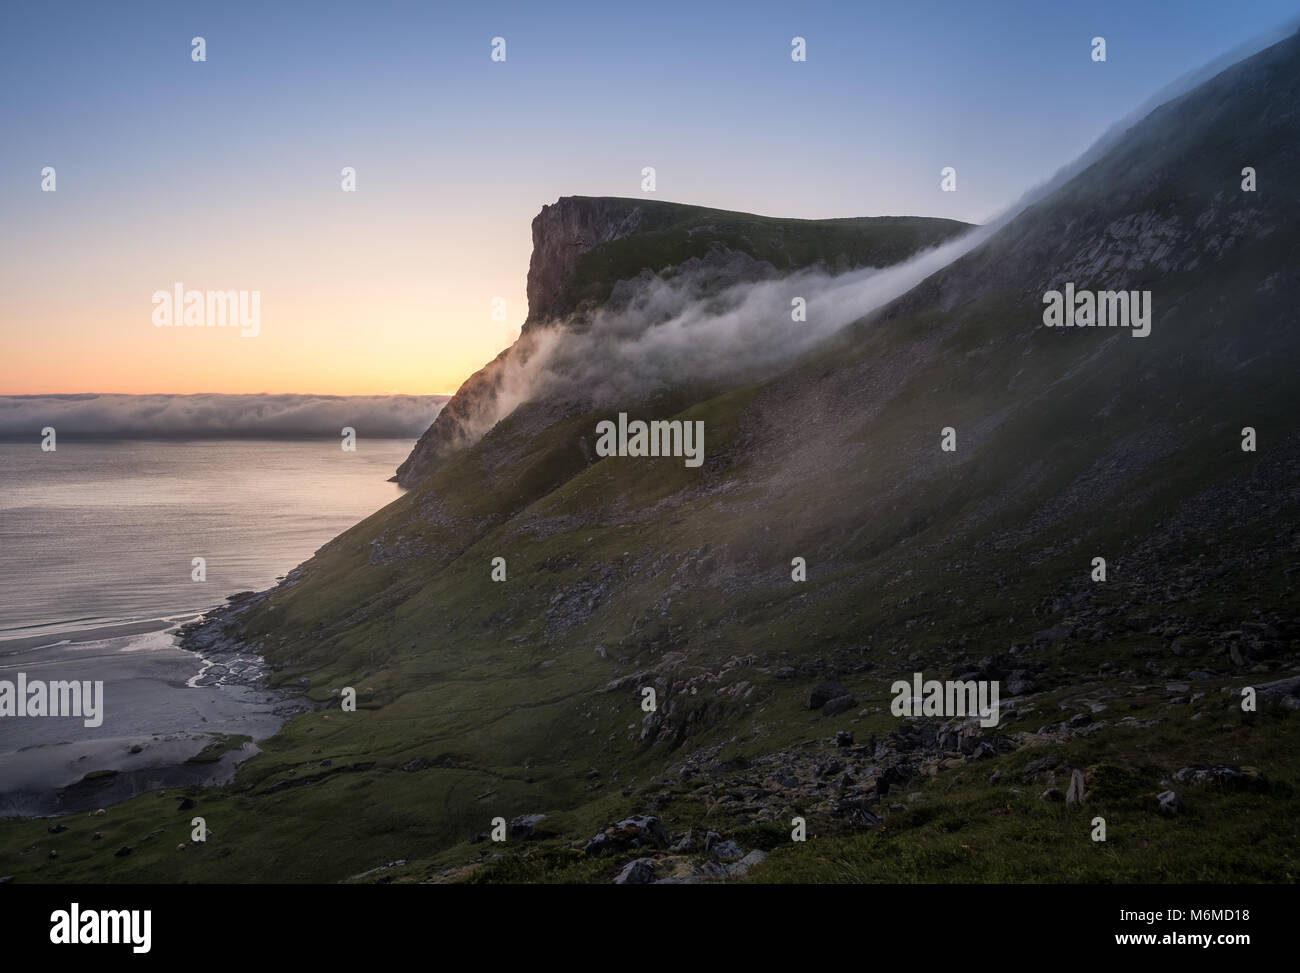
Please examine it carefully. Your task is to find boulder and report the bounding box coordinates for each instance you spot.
[711,840,744,862]
[507,813,546,840]
[613,858,655,884]
[809,680,848,709]
[584,814,669,856]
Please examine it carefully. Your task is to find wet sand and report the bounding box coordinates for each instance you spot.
[0,624,299,817]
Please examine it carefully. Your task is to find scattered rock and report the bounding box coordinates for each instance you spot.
[727,849,768,878]
[711,840,744,862]
[613,858,655,884]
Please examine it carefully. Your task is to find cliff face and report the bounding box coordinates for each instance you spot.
[395,198,656,487]
[524,197,658,328]
[394,196,970,487]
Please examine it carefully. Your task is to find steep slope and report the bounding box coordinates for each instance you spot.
[5,32,1298,885]
[394,198,969,486]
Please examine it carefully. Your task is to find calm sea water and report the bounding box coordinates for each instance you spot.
[0,440,412,640]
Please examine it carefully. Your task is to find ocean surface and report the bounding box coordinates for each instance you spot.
[0,439,412,640]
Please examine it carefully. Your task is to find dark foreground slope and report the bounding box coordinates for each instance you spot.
[3,33,1298,884]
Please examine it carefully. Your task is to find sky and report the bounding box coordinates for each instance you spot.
[1,0,1295,396]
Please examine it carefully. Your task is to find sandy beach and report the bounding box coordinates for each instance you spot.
[0,623,295,817]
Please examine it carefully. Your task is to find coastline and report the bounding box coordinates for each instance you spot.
[0,590,306,818]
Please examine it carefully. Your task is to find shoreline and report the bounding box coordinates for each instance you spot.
[0,617,203,657]
[0,589,307,818]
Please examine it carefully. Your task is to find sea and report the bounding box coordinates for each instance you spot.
[0,439,414,814]
[0,439,411,640]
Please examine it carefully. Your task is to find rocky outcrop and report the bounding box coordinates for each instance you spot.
[395,198,668,487]
[524,197,663,328]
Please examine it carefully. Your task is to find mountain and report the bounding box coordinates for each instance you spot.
[394,197,969,486]
[4,31,1298,885]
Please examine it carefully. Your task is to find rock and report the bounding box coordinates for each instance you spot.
[114,846,133,857]
[1157,790,1181,815]
[177,797,197,811]
[692,860,731,880]
[989,769,1004,785]
[47,824,68,834]
[507,813,546,840]
[584,814,669,856]
[711,840,744,862]
[613,858,655,884]
[727,849,768,878]
[809,680,848,709]
[670,829,697,852]
[1005,669,1037,695]
[822,694,858,717]
[1065,768,1087,804]
[835,730,854,748]
[1040,788,1065,802]
[775,667,796,680]
[1255,675,1300,705]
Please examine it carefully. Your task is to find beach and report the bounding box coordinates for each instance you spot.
[0,620,295,817]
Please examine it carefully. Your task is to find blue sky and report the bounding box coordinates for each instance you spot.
[1,0,1295,393]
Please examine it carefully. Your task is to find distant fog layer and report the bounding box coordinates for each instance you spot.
[0,393,450,439]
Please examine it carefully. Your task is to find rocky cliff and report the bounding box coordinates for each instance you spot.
[524,197,663,329]
[394,197,969,486]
